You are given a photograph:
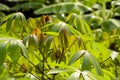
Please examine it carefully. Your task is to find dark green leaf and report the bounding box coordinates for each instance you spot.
[6,15,14,32]
[81,53,91,70]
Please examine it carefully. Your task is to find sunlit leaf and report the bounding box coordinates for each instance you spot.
[67,71,81,80]
[82,70,100,80]
[48,69,73,74]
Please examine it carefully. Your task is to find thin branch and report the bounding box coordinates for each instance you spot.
[17,63,41,80]
[22,54,51,80]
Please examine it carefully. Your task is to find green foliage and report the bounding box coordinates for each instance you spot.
[0,0,120,80]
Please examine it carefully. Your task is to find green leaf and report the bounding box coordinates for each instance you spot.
[67,71,81,80]
[0,41,9,68]
[8,40,21,65]
[90,54,103,76]
[18,40,29,59]
[11,2,42,11]
[34,2,91,14]
[101,19,120,32]
[0,3,10,11]
[59,27,70,49]
[6,15,14,32]
[82,70,100,80]
[68,50,86,65]
[81,53,91,70]
[48,69,73,74]
[43,36,53,53]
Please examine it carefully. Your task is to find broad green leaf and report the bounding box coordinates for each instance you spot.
[0,41,9,68]
[34,2,91,14]
[67,71,81,80]
[68,50,86,65]
[90,54,103,76]
[8,40,21,65]
[81,52,91,70]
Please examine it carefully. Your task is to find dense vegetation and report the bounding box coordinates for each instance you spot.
[0,0,120,80]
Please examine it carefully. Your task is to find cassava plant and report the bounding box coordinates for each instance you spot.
[0,0,120,80]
